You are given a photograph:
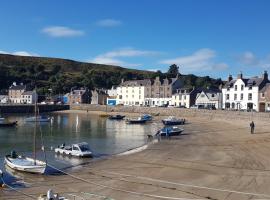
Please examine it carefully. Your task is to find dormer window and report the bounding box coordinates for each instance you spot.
[248,86,252,90]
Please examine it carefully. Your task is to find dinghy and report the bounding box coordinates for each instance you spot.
[25,115,50,122]
[162,116,185,125]
[126,117,147,124]
[157,126,184,136]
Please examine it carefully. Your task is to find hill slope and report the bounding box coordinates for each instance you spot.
[0,54,222,94]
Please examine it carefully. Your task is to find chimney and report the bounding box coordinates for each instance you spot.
[121,78,124,83]
[13,82,16,86]
[237,71,243,79]
[262,71,268,80]
[20,82,23,86]
[228,75,233,82]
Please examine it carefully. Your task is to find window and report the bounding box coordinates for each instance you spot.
[211,94,215,97]
[234,85,237,91]
[139,95,141,99]
[227,88,230,91]
[226,94,229,100]
[248,93,252,100]
[262,93,265,97]
[184,95,186,100]
[240,93,243,100]
[249,86,252,90]
[234,94,237,100]
[241,85,244,91]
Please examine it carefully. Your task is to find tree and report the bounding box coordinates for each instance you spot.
[167,64,180,77]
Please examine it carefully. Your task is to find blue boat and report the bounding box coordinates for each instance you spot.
[157,126,184,136]
[141,114,152,121]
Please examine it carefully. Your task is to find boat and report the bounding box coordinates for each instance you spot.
[141,114,152,121]
[5,91,47,174]
[5,151,46,174]
[157,126,184,136]
[38,189,69,200]
[0,121,17,127]
[162,116,185,125]
[0,117,4,121]
[55,142,92,157]
[126,117,147,124]
[108,115,125,120]
[25,115,50,122]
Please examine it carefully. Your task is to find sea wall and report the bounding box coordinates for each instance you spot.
[0,104,69,113]
[71,104,270,123]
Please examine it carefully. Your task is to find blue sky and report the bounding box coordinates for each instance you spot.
[1,0,270,79]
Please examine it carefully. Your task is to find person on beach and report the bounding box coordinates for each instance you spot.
[250,121,255,134]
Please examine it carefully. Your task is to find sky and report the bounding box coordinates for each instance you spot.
[0,0,270,79]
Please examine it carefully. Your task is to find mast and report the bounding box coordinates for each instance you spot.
[34,87,37,165]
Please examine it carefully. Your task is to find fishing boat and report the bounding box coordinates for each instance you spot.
[5,92,47,174]
[108,115,125,120]
[162,116,185,125]
[157,126,184,136]
[126,117,147,124]
[55,142,92,157]
[25,115,50,122]
[0,121,17,127]
[141,114,152,121]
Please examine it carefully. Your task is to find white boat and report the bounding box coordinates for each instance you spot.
[5,91,47,174]
[162,116,185,125]
[0,117,4,121]
[5,152,46,174]
[55,142,92,157]
[25,115,50,122]
[157,126,184,136]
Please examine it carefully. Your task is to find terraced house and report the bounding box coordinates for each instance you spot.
[116,76,182,106]
[222,71,269,111]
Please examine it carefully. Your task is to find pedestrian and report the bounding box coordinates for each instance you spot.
[250,121,255,134]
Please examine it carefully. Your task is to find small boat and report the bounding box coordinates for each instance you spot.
[38,189,68,200]
[25,115,50,122]
[162,116,185,125]
[157,126,184,136]
[0,117,4,121]
[108,115,125,120]
[0,121,17,127]
[5,151,46,174]
[55,142,92,157]
[126,117,147,124]
[141,114,152,121]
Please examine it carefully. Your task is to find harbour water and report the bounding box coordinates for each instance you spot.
[0,112,157,177]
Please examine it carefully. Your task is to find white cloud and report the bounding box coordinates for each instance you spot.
[41,26,84,37]
[236,51,259,66]
[89,48,160,67]
[160,48,227,73]
[0,50,39,57]
[96,19,122,27]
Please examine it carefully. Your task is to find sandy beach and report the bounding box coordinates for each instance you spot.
[2,110,270,200]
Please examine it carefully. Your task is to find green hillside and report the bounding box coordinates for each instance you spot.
[0,54,223,95]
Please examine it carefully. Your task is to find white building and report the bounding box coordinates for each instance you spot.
[0,95,8,104]
[172,88,200,108]
[8,82,27,104]
[222,71,269,111]
[21,91,38,104]
[107,86,118,97]
[195,88,222,109]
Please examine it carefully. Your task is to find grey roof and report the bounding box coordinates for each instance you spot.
[225,77,268,89]
[22,91,35,95]
[260,83,270,92]
[9,85,26,90]
[120,79,151,87]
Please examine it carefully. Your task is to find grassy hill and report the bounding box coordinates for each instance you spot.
[0,54,223,95]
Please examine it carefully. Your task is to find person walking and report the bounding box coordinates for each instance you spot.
[250,121,255,134]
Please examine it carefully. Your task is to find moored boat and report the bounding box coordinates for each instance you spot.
[5,151,46,174]
[55,142,92,157]
[157,126,184,136]
[0,121,17,127]
[126,117,147,124]
[162,116,185,125]
[141,114,152,121]
[108,115,125,120]
[25,115,50,122]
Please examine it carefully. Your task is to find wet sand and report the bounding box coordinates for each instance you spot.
[2,110,270,200]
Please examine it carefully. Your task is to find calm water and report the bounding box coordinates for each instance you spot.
[0,112,157,177]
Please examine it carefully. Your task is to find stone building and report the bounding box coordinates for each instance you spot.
[68,88,90,104]
[91,89,108,105]
[259,83,270,112]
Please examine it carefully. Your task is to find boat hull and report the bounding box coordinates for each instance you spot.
[126,119,147,124]
[162,120,184,125]
[0,121,17,127]
[108,115,125,120]
[25,117,50,122]
[5,156,46,174]
[158,130,183,136]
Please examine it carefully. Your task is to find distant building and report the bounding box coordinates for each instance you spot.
[172,88,201,108]
[222,71,269,111]
[116,76,182,106]
[91,89,108,105]
[8,82,27,104]
[259,83,270,112]
[195,88,222,109]
[68,88,90,104]
[21,91,38,104]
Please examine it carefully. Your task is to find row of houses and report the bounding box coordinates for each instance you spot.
[99,71,270,112]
